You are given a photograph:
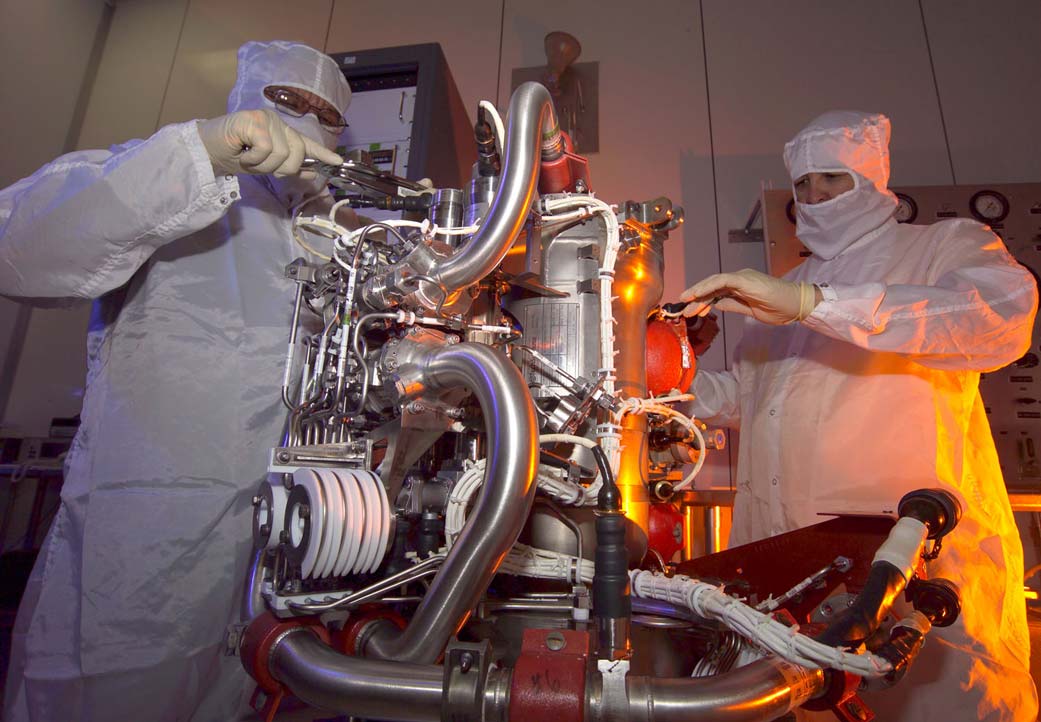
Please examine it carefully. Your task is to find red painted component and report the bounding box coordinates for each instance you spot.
[538,132,592,195]
[508,628,592,721]
[333,604,408,656]
[646,318,697,397]
[239,611,331,722]
[648,502,684,561]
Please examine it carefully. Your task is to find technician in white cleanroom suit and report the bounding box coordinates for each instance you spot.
[682,112,1037,721]
[0,41,351,721]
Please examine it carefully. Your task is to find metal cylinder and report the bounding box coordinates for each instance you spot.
[465,174,499,228]
[431,188,464,246]
[612,234,666,536]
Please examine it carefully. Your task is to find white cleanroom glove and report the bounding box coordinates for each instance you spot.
[680,268,820,325]
[196,109,342,177]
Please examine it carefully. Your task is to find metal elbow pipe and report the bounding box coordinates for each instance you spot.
[364,341,539,662]
[269,629,444,721]
[433,82,555,292]
[626,659,826,722]
[363,83,556,310]
[241,548,265,621]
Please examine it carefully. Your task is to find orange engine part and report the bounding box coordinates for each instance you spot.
[645,318,696,397]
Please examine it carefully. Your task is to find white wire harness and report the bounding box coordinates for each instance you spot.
[539,195,624,475]
[617,393,706,491]
[630,570,895,678]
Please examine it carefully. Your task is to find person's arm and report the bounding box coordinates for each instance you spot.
[689,365,741,429]
[0,110,341,301]
[0,122,237,300]
[804,220,1037,371]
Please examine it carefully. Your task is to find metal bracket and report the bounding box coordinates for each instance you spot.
[268,440,371,472]
[728,199,764,243]
[442,639,493,722]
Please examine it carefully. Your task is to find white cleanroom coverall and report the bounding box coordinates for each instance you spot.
[0,41,350,721]
[691,112,1038,721]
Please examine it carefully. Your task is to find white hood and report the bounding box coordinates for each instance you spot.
[783,111,898,260]
[227,40,353,209]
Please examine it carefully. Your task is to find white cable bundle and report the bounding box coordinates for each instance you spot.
[445,458,591,548]
[618,395,707,491]
[501,543,594,584]
[539,196,623,476]
[443,455,594,583]
[443,460,486,548]
[630,570,895,678]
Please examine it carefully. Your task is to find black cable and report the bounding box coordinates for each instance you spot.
[590,443,615,492]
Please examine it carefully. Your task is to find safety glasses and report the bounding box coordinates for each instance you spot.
[263,86,347,131]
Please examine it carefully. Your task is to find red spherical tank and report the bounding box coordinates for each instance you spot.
[645,318,696,397]
[647,502,684,561]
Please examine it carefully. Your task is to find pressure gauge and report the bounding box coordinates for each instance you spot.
[969,190,1009,223]
[894,193,918,224]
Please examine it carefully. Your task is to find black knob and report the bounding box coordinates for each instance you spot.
[897,488,962,539]
[907,577,961,627]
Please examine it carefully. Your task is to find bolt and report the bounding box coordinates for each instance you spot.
[459,652,474,673]
[545,631,567,651]
[277,451,291,463]
[252,494,262,506]
[299,504,310,520]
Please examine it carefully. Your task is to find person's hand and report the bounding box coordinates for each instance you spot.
[679,268,820,325]
[197,109,342,177]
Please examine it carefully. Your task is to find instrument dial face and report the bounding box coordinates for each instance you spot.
[894,193,918,224]
[969,190,1010,223]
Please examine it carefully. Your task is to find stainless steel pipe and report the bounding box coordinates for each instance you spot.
[269,629,444,721]
[363,82,556,310]
[624,659,826,722]
[434,82,555,291]
[363,341,539,663]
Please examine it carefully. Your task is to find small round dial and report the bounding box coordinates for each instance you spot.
[894,193,918,224]
[969,190,1009,223]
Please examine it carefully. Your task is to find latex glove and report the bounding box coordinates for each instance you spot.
[679,268,820,325]
[197,109,342,177]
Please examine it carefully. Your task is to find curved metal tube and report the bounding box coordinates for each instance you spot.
[270,630,444,721]
[364,341,539,662]
[626,659,826,722]
[433,82,555,291]
[363,82,556,310]
[241,548,265,621]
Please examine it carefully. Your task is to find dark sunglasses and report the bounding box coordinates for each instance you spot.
[263,86,347,131]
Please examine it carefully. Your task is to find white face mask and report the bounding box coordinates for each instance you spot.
[784,111,898,260]
[794,170,898,260]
